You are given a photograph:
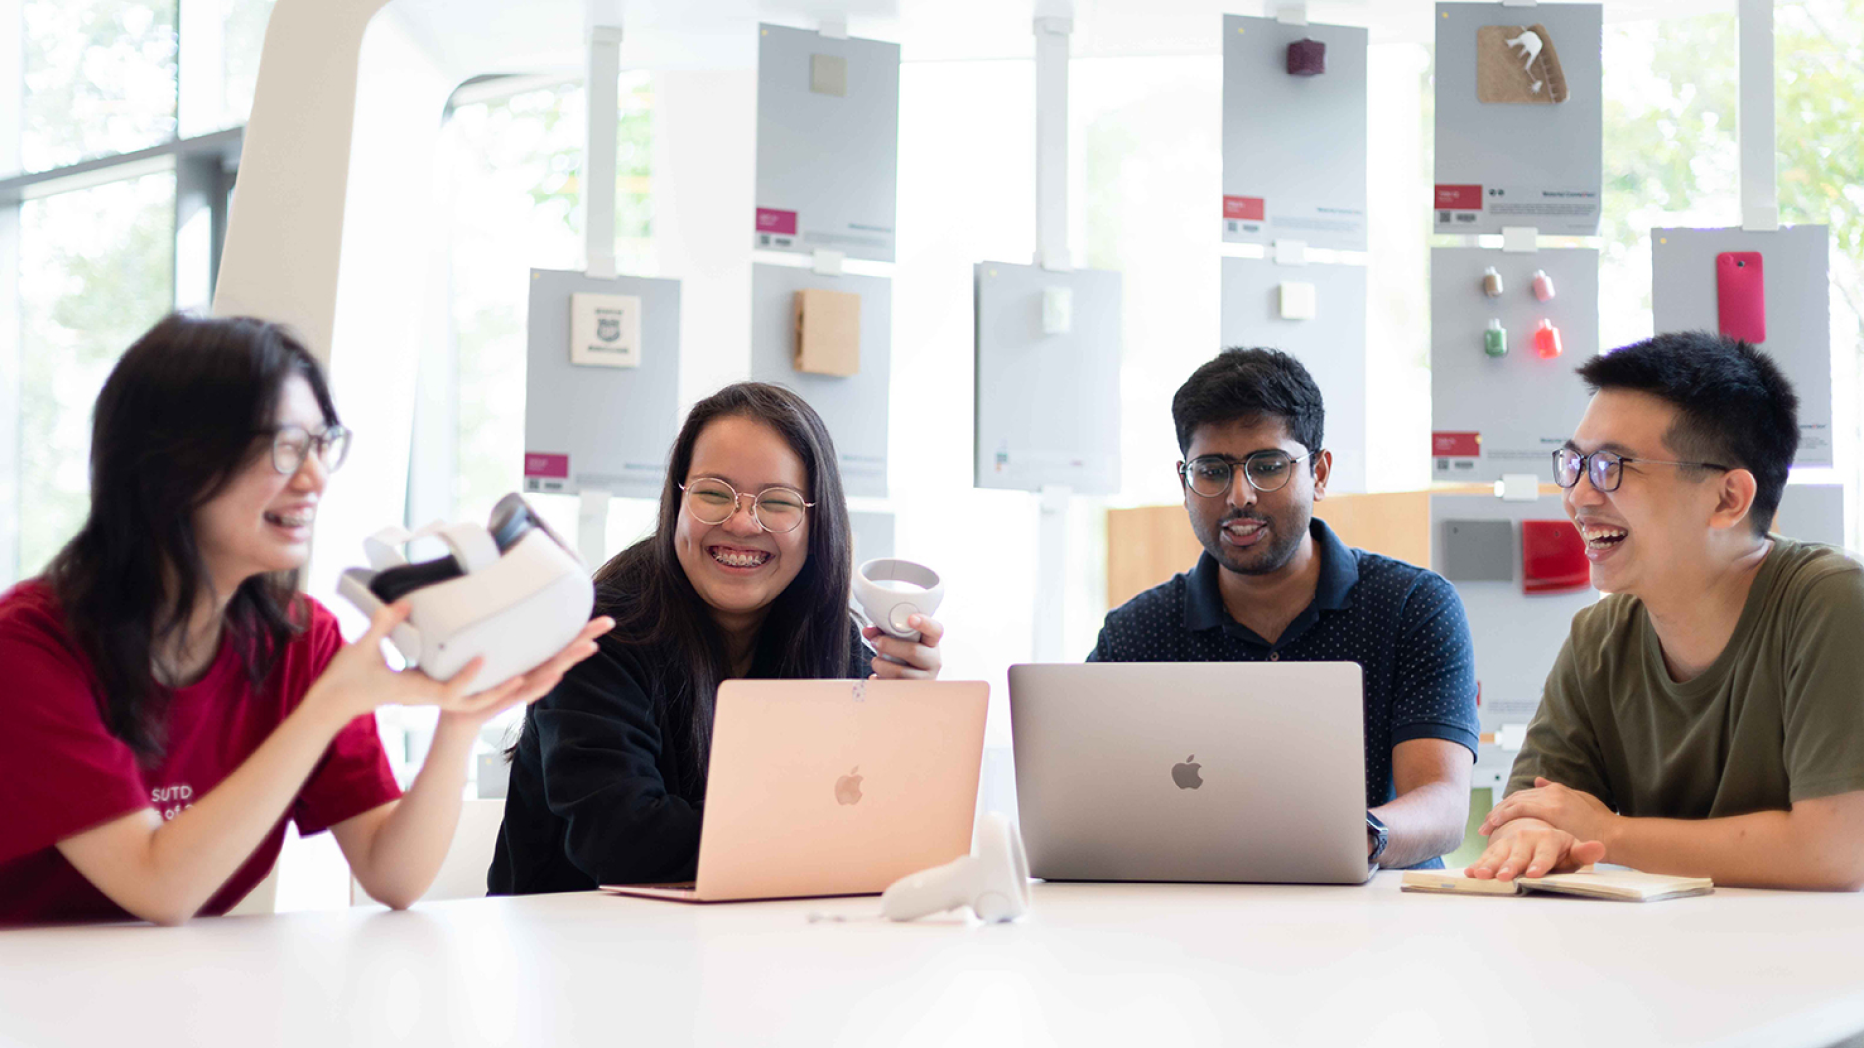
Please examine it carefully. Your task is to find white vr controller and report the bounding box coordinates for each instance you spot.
[336,494,595,692]
[880,813,1031,923]
[849,558,943,643]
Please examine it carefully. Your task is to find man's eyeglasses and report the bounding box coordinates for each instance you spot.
[1551,447,1731,493]
[679,477,815,533]
[270,425,352,475]
[1178,450,1315,497]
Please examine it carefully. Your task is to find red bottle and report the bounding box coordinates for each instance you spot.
[1533,319,1562,359]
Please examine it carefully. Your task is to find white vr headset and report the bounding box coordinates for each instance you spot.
[849,558,944,643]
[337,494,595,692]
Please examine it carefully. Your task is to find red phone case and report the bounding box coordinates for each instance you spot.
[1521,520,1590,595]
[1716,251,1766,344]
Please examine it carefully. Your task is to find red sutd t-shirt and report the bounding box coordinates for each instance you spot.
[0,582,401,925]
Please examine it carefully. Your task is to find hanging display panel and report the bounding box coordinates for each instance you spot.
[1774,484,1846,548]
[1433,3,1603,236]
[1430,248,1599,483]
[1220,14,1369,251]
[523,269,682,499]
[1651,225,1833,468]
[974,262,1122,494]
[1218,256,1368,492]
[1429,493,1600,794]
[753,24,900,262]
[748,263,892,499]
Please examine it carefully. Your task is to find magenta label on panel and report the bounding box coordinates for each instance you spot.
[755,208,798,235]
[524,452,569,479]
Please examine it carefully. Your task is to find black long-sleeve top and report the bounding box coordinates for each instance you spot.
[487,625,871,895]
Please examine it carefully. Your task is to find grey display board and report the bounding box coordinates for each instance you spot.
[1433,3,1602,235]
[1429,493,1599,792]
[1776,484,1846,548]
[523,269,681,499]
[1219,257,1368,492]
[1431,248,1599,483]
[1221,15,1368,251]
[1438,519,1514,582]
[1651,226,1833,468]
[974,262,1122,494]
[849,510,896,566]
[748,263,892,498]
[753,24,899,262]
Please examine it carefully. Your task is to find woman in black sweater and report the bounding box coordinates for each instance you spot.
[489,384,945,892]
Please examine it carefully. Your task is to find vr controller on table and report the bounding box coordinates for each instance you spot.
[337,494,595,692]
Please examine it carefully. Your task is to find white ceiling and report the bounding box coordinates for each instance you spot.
[385,0,1740,81]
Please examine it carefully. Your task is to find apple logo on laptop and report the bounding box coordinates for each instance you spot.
[835,766,864,805]
[1171,755,1203,790]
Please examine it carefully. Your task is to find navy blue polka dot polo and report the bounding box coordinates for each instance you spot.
[1089,518,1480,869]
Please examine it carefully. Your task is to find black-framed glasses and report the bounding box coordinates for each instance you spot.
[679,477,815,533]
[1178,450,1316,497]
[270,425,351,475]
[1551,447,1732,493]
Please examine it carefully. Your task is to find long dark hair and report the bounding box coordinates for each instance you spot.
[44,313,339,761]
[589,382,854,791]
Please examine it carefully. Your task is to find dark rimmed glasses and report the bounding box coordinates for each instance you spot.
[679,477,815,533]
[1551,447,1732,493]
[270,425,352,475]
[1178,450,1316,497]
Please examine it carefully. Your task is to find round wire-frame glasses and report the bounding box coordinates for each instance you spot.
[1178,450,1316,497]
[679,477,815,533]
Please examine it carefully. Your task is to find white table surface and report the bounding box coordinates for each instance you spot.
[4,874,1864,1048]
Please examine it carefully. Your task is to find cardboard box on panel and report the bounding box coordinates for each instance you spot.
[794,288,862,377]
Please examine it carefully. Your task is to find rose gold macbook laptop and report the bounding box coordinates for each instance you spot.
[601,679,989,903]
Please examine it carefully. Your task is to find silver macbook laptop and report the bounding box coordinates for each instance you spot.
[1009,661,1371,885]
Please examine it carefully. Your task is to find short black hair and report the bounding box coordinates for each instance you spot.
[1171,347,1325,460]
[1577,331,1798,534]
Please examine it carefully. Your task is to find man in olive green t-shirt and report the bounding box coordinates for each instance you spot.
[1468,331,1864,891]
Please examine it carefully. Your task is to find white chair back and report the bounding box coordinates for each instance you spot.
[351,797,507,905]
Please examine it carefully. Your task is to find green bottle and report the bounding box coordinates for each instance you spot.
[1484,318,1507,358]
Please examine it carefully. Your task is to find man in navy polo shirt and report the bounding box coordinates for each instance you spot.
[1090,348,1478,869]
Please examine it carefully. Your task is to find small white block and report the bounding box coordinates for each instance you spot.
[1496,473,1539,502]
[1742,204,1780,232]
[577,487,611,568]
[570,292,642,368]
[1042,286,1074,335]
[811,248,845,276]
[1501,226,1539,253]
[1279,281,1318,320]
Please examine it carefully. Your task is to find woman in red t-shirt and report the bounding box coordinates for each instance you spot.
[0,314,609,925]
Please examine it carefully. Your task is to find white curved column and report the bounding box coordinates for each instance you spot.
[215,0,459,608]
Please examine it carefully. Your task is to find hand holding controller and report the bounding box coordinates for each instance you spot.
[850,558,944,643]
[851,559,946,676]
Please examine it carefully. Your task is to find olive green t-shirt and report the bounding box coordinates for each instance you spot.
[1508,537,1864,816]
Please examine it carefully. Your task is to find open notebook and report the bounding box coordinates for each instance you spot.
[1401,867,1713,902]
